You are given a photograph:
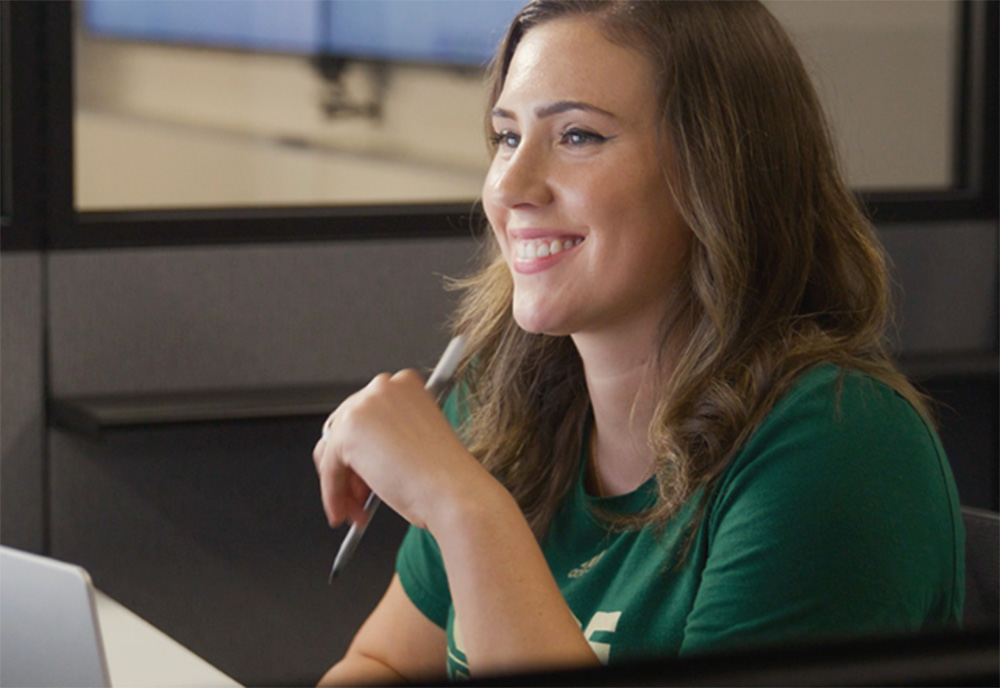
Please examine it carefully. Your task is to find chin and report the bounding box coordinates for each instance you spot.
[512,304,572,337]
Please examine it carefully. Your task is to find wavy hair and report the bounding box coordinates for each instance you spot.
[448,0,929,539]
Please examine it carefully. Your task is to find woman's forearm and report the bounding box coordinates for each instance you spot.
[429,482,600,678]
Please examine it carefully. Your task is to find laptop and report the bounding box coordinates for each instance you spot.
[1,546,112,688]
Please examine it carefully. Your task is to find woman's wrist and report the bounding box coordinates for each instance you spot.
[424,464,518,541]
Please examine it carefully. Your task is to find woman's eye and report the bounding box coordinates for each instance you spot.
[491,130,520,149]
[561,128,608,146]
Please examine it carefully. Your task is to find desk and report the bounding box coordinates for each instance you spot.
[95,590,241,687]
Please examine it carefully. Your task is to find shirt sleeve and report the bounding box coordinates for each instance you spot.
[680,367,965,655]
[393,385,467,628]
[396,525,451,629]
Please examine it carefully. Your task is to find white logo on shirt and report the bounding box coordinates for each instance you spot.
[572,610,622,665]
[568,549,607,578]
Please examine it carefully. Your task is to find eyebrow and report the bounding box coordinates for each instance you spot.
[491,100,618,121]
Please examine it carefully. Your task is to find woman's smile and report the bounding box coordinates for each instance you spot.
[510,231,585,274]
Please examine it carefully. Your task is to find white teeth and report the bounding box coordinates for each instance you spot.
[514,237,582,261]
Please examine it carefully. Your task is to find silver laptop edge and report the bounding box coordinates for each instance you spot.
[1,546,112,688]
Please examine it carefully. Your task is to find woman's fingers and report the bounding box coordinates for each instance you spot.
[314,404,372,528]
[346,474,375,527]
[316,426,350,527]
[312,368,475,531]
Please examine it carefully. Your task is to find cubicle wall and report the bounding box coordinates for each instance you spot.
[39,238,477,686]
[0,254,46,554]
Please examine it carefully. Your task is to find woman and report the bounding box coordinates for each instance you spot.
[313,1,965,683]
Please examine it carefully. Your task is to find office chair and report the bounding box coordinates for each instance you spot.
[961,505,1000,629]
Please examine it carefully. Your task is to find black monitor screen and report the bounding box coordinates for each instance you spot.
[83,0,525,68]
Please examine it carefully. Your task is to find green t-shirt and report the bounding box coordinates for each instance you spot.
[396,365,965,679]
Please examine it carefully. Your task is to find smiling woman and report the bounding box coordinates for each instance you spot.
[312,1,965,684]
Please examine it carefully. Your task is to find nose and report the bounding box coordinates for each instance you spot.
[485,141,554,210]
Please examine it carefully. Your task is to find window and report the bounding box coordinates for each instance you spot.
[75,0,522,210]
[770,0,959,192]
[2,1,995,250]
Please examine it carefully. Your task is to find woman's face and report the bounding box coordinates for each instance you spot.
[483,16,690,343]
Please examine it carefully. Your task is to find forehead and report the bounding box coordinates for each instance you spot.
[498,16,657,116]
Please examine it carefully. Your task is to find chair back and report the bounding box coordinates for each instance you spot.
[961,506,999,629]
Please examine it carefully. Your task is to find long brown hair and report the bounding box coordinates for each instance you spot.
[449,0,929,539]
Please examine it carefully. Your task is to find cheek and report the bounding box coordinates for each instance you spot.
[560,165,634,226]
[487,212,509,263]
[596,174,689,280]
[482,173,507,250]
[482,162,506,219]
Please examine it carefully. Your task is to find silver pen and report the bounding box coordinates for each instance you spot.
[329,335,467,582]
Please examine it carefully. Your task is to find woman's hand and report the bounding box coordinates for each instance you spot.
[314,370,599,678]
[312,369,489,532]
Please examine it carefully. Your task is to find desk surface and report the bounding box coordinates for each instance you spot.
[96,590,241,687]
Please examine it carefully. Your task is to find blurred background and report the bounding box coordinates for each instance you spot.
[2,1,996,685]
